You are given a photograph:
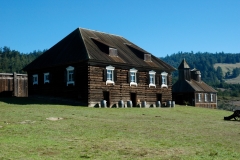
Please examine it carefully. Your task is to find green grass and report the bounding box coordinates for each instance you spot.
[1,98,240,159]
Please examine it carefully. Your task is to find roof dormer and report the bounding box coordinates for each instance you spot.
[144,54,151,62]
[91,37,118,57]
[109,47,118,57]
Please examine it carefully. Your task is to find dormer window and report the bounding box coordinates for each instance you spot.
[109,48,118,57]
[44,72,49,84]
[144,54,151,62]
[106,65,115,85]
[66,66,75,86]
[33,74,38,85]
[149,70,156,88]
[129,68,138,86]
[161,72,168,88]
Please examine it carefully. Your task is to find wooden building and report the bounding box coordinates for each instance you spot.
[0,72,28,97]
[172,59,217,108]
[23,28,176,107]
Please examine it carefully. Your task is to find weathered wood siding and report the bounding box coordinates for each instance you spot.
[194,93,217,109]
[27,63,88,105]
[0,73,28,97]
[88,65,172,107]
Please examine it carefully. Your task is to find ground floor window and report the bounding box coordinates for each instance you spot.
[33,74,38,85]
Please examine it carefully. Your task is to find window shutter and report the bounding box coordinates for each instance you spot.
[159,75,162,85]
[147,72,150,84]
[136,72,140,84]
[31,75,33,84]
[49,73,52,83]
[73,69,75,81]
[167,75,170,86]
[128,71,130,83]
[156,74,159,85]
[154,74,157,85]
[114,70,117,82]
[103,69,107,81]
[64,70,67,83]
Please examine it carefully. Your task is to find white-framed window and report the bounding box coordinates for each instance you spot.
[66,66,75,86]
[210,94,213,102]
[44,72,50,84]
[129,68,138,86]
[149,70,156,88]
[106,65,115,85]
[33,74,38,85]
[205,93,208,102]
[198,93,201,102]
[161,71,168,88]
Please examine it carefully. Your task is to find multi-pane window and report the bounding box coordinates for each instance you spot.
[107,70,113,81]
[198,93,201,102]
[33,74,38,85]
[129,68,138,86]
[149,70,156,88]
[205,93,208,102]
[161,71,168,88]
[130,72,135,82]
[44,73,49,84]
[68,70,74,81]
[66,66,75,86]
[150,74,154,84]
[210,94,213,102]
[106,65,115,85]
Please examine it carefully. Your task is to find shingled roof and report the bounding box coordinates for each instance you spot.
[178,58,190,69]
[173,59,217,93]
[23,28,176,71]
[173,79,217,93]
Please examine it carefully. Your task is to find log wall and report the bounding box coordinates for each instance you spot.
[27,63,88,105]
[88,65,172,107]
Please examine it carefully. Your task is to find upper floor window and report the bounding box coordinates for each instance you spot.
[149,70,156,88]
[44,72,50,84]
[33,74,38,85]
[129,68,138,86]
[161,71,168,88]
[106,65,115,85]
[205,93,208,102]
[66,66,75,86]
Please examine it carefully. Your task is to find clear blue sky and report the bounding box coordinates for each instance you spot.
[0,0,239,57]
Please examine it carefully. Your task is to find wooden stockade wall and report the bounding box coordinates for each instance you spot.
[0,73,28,97]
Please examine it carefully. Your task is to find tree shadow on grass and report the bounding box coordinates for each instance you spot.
[0,97,87,107]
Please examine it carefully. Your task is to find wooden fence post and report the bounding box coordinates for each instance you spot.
[13,72,18,97]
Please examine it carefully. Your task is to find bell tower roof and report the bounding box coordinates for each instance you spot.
[178,58,190,69]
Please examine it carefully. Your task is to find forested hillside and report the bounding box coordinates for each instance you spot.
[161,52,240,84]
[161,52,240,99]
[0,46,44,73]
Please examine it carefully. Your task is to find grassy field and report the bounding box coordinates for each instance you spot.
[214,63,240,84]
[1,98,240,160]
[213,63,240,75]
